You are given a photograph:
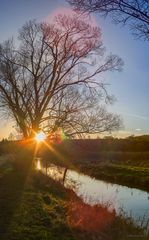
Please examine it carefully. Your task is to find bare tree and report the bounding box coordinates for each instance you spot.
[67,0,149,40]
[0,14,123,139]
[43,86,122,138]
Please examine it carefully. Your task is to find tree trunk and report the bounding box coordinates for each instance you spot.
[30,120,40,138]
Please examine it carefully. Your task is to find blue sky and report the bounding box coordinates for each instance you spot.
[0,0,148,138]
[99,17,149,137]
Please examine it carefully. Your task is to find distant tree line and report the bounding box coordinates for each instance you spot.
[51,136,149,154]
[70,136,149,152]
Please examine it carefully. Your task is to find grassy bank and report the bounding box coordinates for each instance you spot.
[0,142,148,239]
[77,163,149,192]
[71,150,149,192]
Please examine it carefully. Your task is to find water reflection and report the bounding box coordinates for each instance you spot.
[36,158,42,170]
[36,158,149,229]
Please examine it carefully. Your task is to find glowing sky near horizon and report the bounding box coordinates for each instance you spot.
[0,0,148,139]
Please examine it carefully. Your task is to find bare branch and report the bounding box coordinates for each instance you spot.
[67,0,149,40]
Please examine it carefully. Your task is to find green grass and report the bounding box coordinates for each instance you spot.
[8,174,73,240]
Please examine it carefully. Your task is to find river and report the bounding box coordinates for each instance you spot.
[36,158,149,230]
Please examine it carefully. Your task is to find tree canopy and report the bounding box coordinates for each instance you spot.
[0,14,123,139]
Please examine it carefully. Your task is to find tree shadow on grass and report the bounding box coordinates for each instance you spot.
[0,145,33,240]
[0,169,28,239]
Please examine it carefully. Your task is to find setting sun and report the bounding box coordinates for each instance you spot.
[35,132,46,142]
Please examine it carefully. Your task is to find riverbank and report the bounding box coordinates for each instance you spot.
[0,142,148,239]
[72,149,149,192]
[76,161,149,193]
[40,140,149,192]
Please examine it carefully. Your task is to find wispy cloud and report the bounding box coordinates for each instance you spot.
[135,128,142,131]
[119,112,149,121]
